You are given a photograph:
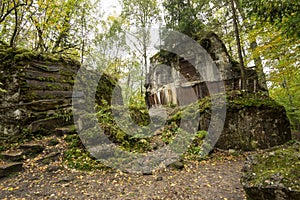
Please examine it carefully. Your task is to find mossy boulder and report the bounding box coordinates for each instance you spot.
[241,141,300,200]
[198,91,291,150]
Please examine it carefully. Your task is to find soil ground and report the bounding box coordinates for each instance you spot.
[0,149,247,200]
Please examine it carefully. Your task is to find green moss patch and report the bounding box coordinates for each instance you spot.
[63,134,109,171]
[227,91,280,109]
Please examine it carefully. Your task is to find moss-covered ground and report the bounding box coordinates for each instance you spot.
[243,140,300,191]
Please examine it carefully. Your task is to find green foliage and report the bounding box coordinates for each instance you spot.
[53,108,73,123]
[248,23,300,130]
[128,93,151,126]
[161,122,179,144]
[121,0,160,88]
[128,105,151,126]
[0,82,6,93]
[0,0,99,58]
[242,0,300,38]
[0,127,42,151]
[95,99,151,153]
[122,0,159,28]
[63,134,108,171]
[163,0,205,37]
[186,130,207,155]
[95,73,120,107]
[270,81,300,131]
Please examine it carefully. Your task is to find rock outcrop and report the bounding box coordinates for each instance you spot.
[0,44,80,145]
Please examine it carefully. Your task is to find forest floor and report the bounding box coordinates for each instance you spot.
[0,145,248,200]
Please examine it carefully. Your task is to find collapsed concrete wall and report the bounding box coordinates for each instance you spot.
[0,45,80,144]
[146,32,264,107]
[146,32,291,150]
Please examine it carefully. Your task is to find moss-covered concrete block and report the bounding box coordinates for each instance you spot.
[241,141,300,200]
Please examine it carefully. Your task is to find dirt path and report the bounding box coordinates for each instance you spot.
[0,152,247,200]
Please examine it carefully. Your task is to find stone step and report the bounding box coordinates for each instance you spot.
[54,126,76,136]
[0,151,24,162]
[0,162,23,178]
[37,152,60,164]
[19,143,44,157]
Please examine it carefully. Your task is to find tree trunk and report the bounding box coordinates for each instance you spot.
[141,26,148,94]
[10,0,18,47]
[250,41,268,92]
[234,0,268,92]
[52,18,71,53]
[230,0,246,90]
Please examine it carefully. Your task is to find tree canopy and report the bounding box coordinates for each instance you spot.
[242,0,300,38]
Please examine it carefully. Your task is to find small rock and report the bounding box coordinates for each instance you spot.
[39,152,60,164]
[142,171,153,175]
[46,165,63,172]
[229,149,236,154]
[57,176,75,183]
[48,139,59,146]
[168,160,184,170]
[0,162,23,178]
[264,180,272,185]
[156,176,163,181]
[269,152,275,156]
[141,166,153,175]
[54,127,76,136]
